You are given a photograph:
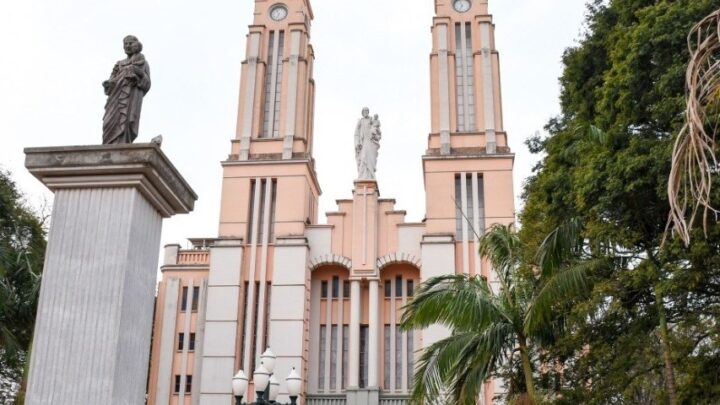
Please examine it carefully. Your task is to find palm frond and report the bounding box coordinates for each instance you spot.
[478,223,522,287]
[401,275,506,332]
[667,8,720,246]
[409,324,515,405]
[536,218,583,277]
[524,258,606,335]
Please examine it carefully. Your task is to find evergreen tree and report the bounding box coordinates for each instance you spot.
[0,169,46,403]
[520,0,720,403]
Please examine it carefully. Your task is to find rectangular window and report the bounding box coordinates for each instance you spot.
[262,30,285,138]
[180,286,188,311]
[384,325,391,389]
[191,286,200,311]
[359,325,369,388]
[330,325,338,389]
[332,276,340,298]
[343,280,350,298]
[189,333,196,352]
[174,375,181,394]
[395,326,403,388]
[319,325,326,390]
[407,280,415,297]
[395,275,403,297]
[185,375,192,393]
[321,281,328,298]
[384,280,391,298]
[178,333,184,351]
[455,22,476,132]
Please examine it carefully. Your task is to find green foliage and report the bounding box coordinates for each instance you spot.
[0,169,46,401]
[403,224,600,404]
[520,0,720,402]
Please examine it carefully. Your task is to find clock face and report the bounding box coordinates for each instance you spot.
[270,4,288,21]
[453,0,471,13]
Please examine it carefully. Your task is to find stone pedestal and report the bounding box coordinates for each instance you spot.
[24,144,197,405]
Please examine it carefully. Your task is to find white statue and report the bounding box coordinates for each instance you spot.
[354,107,381,179]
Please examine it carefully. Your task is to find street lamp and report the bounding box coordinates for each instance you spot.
[232,349,302,405]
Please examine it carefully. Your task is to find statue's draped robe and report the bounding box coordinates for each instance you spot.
[102,54,151,144]
[355,116,379,179]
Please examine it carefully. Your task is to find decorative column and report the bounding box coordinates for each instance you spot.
[348,280,361,388]
[368,280,380,388]
[24,144,196,405]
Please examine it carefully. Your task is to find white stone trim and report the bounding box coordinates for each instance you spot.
[376,252,422,271]
[480,22,496,153]
[239,32,261,160]
[309,254,352,271]
[437,23,451,155]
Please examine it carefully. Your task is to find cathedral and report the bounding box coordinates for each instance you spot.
[146,0,515,404]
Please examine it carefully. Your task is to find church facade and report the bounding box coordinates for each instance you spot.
[145,0,515,404]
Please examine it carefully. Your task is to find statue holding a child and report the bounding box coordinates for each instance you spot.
[102,35,151,144]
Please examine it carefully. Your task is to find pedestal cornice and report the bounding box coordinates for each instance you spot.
[24,143,197,218]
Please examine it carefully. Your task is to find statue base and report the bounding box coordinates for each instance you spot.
[24,144,196,405]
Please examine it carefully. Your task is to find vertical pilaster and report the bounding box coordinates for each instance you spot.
[239,32,262,160]
[268,236,310,403]
[437,23,451,155]
[283,30,302,159]
[243,178,262,373]
[199,239,244,405]
[255,177,274,362]
[479,22,496,153]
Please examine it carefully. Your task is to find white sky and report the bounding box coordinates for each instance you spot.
[0,0,587,254]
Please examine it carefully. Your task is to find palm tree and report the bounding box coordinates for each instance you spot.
[401,222,597,405]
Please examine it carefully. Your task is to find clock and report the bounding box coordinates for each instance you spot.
[270,4,288,21]
[453,0,471,13]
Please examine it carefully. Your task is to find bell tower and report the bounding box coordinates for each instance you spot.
[203,0,320,401]
[421,1,515,401]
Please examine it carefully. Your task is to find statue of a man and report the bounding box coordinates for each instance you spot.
[102,35,151,144]
[354,107,381,180]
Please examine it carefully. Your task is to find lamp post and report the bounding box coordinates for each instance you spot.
[232,348,302,405]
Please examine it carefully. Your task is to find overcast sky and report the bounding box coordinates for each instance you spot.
[0,0,588,254]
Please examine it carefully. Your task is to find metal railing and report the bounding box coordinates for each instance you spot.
[306,394,410,405]
[379,394,411,405]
